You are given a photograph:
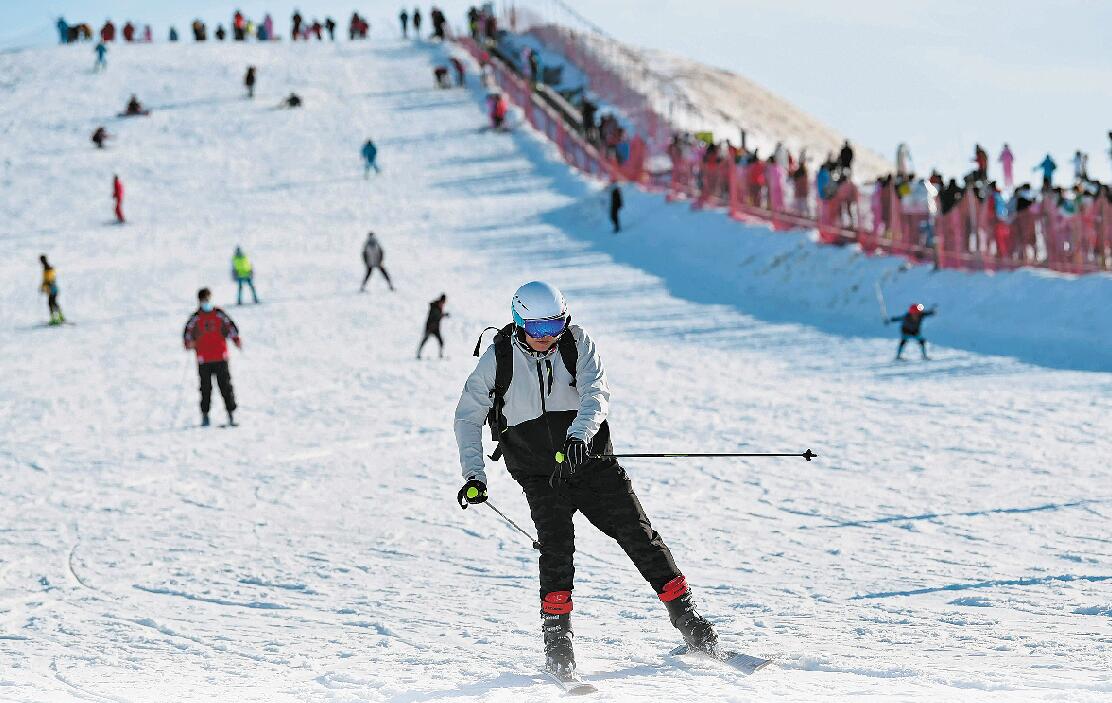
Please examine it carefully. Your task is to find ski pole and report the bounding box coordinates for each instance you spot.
[584,449,818,461]
[484,500,542,550]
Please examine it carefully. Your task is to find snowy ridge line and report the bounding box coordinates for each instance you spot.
[852,573,1112,600]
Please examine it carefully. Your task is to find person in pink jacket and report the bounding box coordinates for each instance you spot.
[998,144,1014,190]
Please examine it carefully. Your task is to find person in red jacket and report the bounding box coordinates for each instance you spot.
[100,20,115,42]
[112,174,125,223]
[182,288,241,426]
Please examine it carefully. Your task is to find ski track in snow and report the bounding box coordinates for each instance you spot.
[1,38,1110,702]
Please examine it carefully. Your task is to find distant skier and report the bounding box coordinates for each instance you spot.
[361,139,380,176]
[454,281,721,678]
[231,247,259,305]
[489,92,508,130]
[416,294,448,359]
[244,66,256,99]
[888,303,937,360]
[324,17,337,40]
[39,255,65,325]
[360,232,394,292]
[112,174,125,223]
[91,126,110,149]
[291,10,303,39]
[412,8,422,37]
[837,140,854,178]
[998,144,1014,190]
[434,66,451,88]
[450,56,465,86]
[609,182,623,233]
[182,288,241,427]
[399,9,409,37]
[93,41,108,71]
[1034,154,1056,188]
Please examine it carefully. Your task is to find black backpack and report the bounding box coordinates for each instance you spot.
[472,323,578,461]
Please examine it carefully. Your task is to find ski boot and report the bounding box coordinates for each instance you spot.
[227,411,237,427]
[201,413,210,427]
[663,588,719,654]
[542,612,575,676]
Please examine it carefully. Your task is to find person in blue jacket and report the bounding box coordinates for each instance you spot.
[94,42,108,71]
[1033,154,1056,188]
[361,139,380,177]
[888,303,937,360]
[57,17,70,43]
[815,161,832,200]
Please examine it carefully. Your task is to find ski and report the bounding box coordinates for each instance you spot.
[541,670,598,695]
[669,644,773,675]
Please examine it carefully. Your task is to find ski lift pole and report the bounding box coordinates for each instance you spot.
[589,449,818,462]
[485,500,542,550]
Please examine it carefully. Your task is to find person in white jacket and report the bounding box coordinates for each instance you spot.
[453,281,719,677]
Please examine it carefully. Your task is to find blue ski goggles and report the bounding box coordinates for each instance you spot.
[513,311,568,339]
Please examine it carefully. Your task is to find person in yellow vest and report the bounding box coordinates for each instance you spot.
[40,255,66,325]
[231,247,259,305]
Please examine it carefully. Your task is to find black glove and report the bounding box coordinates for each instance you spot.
[457,479,488,510]
[559,437,590,472]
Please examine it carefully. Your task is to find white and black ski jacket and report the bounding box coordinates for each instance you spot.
[454,324,611,484]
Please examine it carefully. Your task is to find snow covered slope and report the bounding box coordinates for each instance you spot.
[1,38,1110,702]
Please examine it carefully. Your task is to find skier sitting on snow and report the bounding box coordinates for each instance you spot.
[124,94,148,116]
[454,281,719,678]
[889,303,937,360]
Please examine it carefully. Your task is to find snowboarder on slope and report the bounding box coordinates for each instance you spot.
[231,247,259,304]
[244,66,256,99]
[453,281,720,677]
[417,294,448,358]
[39,255,65,325]
[182,288,241,427]
[360,232,394,292]
[889,303,936,360]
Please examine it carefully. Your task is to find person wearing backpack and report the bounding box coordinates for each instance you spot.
[453,281,719,678]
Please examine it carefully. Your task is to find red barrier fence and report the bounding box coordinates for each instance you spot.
[460,35,1111,275]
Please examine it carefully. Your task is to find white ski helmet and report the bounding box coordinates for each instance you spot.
[511,281,568,338]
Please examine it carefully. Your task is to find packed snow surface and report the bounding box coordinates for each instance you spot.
[1,39,1110,702]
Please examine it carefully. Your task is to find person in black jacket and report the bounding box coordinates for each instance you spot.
[244,66,256,99]
[417,294,448,359]
[837,140,854,178]
[609,182,623,233]
[888,303,937,360]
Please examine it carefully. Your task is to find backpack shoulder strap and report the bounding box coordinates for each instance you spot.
[557,325,578,387]
[484,323,516,461]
